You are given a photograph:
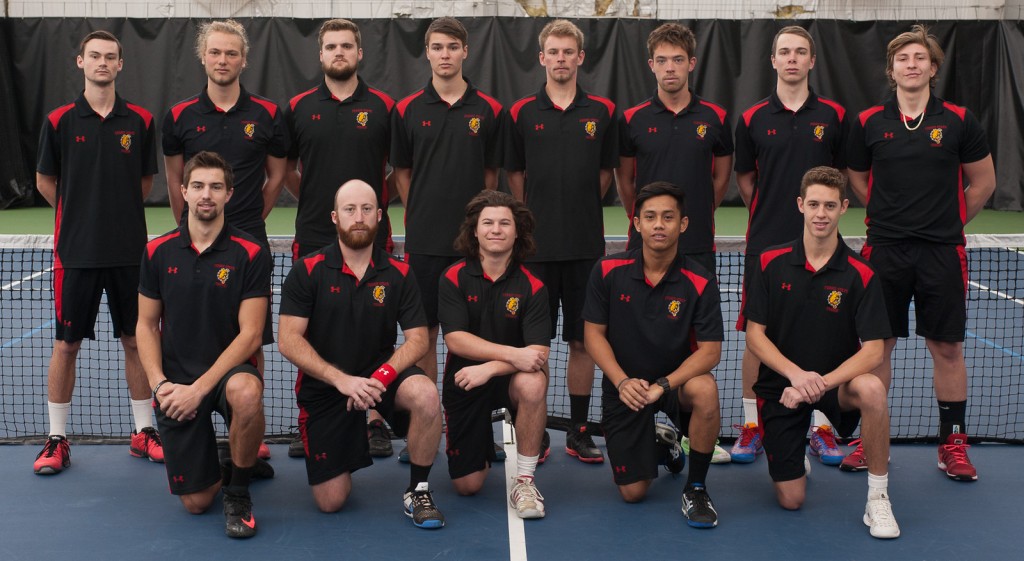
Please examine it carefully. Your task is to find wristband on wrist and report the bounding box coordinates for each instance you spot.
[152,379,170,395]
[371,363,398,389]
[616,377,630,391]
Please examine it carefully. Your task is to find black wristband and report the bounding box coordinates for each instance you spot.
[655,377,671,393]
[152,379,170,395]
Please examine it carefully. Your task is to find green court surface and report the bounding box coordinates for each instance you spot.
[1,205,1021,237]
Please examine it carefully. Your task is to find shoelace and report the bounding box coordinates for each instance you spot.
[410,491,438,513]
[869,496,896,525]
[941,442,971,462]
[732,424,757,446]
[513,479,543,503]
[846,438,863,450]
[224,495,252,516]
[813,426,839,449]
[41,439,60,457]
[686,487,713,510]
[146,430,163,447]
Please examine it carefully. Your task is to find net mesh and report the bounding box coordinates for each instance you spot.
[2,233,1022,444]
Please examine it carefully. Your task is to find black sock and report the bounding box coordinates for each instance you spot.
[686,450,713,488]
[408,462,432,493]
[569,394,590,426]
[228,463,253,492]
[938,400,967,441]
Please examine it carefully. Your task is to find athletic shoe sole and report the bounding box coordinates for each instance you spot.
[565,447,604,464]
[129,447,163,463]
[937,462,978,481]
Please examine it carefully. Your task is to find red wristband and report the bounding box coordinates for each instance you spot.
[371,363,398,389]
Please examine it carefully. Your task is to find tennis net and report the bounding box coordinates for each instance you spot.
[2,233,1022,444]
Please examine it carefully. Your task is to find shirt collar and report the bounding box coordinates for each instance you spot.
[768,87,820,114]
[323,242,385,276]
[199,84,251,113]
[424,76,478,107]
[74,92,128,118]
[317,77,368,103]
[882,92,945,119]
[176,220,233,253]
[650,89,702,115]
[535,83,590,111]
[787,234,850,272]
[626,248,685,283]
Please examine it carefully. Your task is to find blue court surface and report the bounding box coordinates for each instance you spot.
[0,432,1019,560]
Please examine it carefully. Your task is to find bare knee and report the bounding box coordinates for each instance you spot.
[53,340,82,357]
[312,476,351,513]
[452,471,487,496]
[511,372,547,405]
[402,377,440,418]
[926,340,963,364]
[618,481,650,503]
[774,480,806,511]
[848,374,887,412]
[120,335,138,352]
[180,492,216,514]
[313,493,348,513]
[683,375,720,417]
[226,375,263,417]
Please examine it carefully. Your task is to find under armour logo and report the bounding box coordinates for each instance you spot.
[329,286,340,293]
[421,120,431,127]
[648,127,657,133]
[467,295,479,302]
[448,449,460,456]
[535,124,544,131]
[883,132,894,139]
[781,283,792,291]
[315,453,327,461]
[614,465,627,474]
[196,126,206,133]
[172,475,185,483]
[167,267,178,274]
[767,129,777,136]
[311,114,321,120]
[75,136,86,142]
[619,294,631,302]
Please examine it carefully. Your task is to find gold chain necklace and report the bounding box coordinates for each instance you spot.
[899,105,924,131]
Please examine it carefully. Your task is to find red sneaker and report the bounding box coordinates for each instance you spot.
[840,439,868,472]
[258,441,271,461]
[130,427,165,463]
[938,433,978,481]
[33,435,71,475]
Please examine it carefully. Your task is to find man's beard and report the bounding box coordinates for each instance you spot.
[323,60,357,82]
[337,222,377,249]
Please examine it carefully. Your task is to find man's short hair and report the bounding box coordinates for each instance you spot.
[183,151,234,191]
[318,18,361,50]
[425,17,468,47]
[195,19,249,61]
[886,24,944,90]
[635,181,686,216]
[647,23,696,59]
[799,166,847,200]
[79,30,123,60]
[771,25,815,58]
[538,19,584,51]
[454,190,537,263]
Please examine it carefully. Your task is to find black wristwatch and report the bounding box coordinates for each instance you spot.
[655,377,671,393]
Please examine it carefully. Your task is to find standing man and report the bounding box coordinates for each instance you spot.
[278,180,445,529]
[137,151,270,539]
[732,26,847,465]
[391,17,505,387]
[584,182,724,528]
[34,30,162,475]
[438,190,550,519]
[617,23,733,464]
[284,18,397,458]
[848,25,996,481]
[507,19,618,463]
[163,19,288,461]
[745,166,900,539]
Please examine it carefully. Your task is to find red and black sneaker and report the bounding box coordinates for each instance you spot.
[33,435,71,475]
[223,488,258,538]
[565,423,604,464]
[938,433,978,481]
[130,427,165,463]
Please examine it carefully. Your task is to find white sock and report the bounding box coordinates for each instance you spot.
[868,472,888,499]
[742,398,758,425]
[812,410,829,429]
[48,401,71,437]
[517,453,539,479]
[130,398,154,433]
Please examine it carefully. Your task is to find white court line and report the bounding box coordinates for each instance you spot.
[1,267,53,291]
[968,280,1024,306]
[503,416,527,561]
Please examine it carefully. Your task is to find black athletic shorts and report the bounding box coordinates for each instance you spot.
[156,363,263,495]
[861,241,967,342]
[528,259,597,342]
[602,386,693,486]
[735,252,758,332]
[442,372,515,479]
[405,253,460,328]
[757,389,861,482]
[53,266,139,342]
[298,367,423,485]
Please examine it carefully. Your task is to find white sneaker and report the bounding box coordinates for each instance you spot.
[680,435,732,464]
[864,493,901,539]
[509,475,545,519]
[805,455,811,477]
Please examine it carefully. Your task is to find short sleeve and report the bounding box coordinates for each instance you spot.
[743,253,770,327]
[504,107,526,172]
[960,108,991,164]
[396,269,428,331]
[733,114,756,173]
[713,112,734,157]
[691,276,725,342]
[581,260,609,325]
[600,109,619,169]
[522,284,551,347]
[390,106,413,169]
[437,266,470,335]
[846,114,871,173]
[279,259,315,318]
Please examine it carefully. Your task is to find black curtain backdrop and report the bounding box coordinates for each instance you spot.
[1,18,1021,210]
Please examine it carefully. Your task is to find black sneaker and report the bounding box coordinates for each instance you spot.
[288,435,305,458]
[655,423,685,474]
[223,488,258,538]
[681,484,719,528]
[368,419,394,458]
[538,430,551,465]
[219,457,275,485]
[565,423,604,463]
[403,482,445,529]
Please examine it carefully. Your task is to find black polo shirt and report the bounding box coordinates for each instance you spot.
[138,223,271,384]
[438,258,550,377]
[734,90,846,255]
[582,249,723,389]
[280,243,427,402]
[507,86,618,262]
[286,78,395,250]
[37,93,157,268]
[620,91,733,253]
[162,86,290,236]
[745,236,891,401]
[847,95,990,246]
[390,78,504,256]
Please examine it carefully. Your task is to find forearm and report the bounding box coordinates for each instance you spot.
[393,167,411,206]
[821,340,884,390]
[164,155,185,222]
[614,159,636,218]
[746,323,804,382]
[584,323,628,387]
[664,342,721,388]
[484,167,498,191]
[260,156,288,219]
[712,156,732,208]
[736,171,755,207]
[278,321,349,387]
[136,320,166,389]
[599,168,614,199]
[35,174,58,207]
[848,170,870,206]
[507,171,525,202]
[384,327,429,372]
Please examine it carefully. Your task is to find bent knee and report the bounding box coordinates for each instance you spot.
[618,482,649,503]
